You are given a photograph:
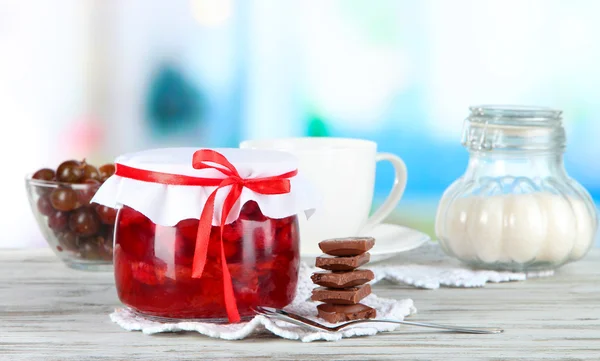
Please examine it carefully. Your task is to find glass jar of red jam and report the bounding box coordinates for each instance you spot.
[92,148,318,323]
[114,202,299,320]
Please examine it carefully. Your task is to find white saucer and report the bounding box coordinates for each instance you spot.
[300,223,431,264]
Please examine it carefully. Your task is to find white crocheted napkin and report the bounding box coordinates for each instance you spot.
[110,262,417,342]
[367,241,553,289]
[111,241,552,341]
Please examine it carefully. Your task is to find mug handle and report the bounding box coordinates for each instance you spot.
[359,153,407,233]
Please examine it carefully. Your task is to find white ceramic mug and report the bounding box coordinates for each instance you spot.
[240,137,407,255]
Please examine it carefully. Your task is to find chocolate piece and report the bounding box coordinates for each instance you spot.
[311,269,374,288]
[317,303,376,323]
[318,237,375,256]
[311,284,371,304]
[315,253,370,271]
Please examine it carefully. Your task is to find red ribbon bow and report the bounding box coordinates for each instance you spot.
[115,149,297,322]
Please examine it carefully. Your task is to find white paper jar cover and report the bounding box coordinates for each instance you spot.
[91,147,320,226]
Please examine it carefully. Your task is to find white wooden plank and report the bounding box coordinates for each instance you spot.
[0,248,598,360]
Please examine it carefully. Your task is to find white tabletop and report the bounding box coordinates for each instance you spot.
[1,248,599,360]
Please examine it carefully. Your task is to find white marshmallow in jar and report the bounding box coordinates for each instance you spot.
[435,105,598,271]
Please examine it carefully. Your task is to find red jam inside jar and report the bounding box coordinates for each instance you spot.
[114,201,300,321]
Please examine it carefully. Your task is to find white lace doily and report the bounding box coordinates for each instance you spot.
[110,242,552,341]
[110,262,416,342]
[365,241,554,289]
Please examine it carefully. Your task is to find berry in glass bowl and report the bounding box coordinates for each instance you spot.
[25,159,116,271]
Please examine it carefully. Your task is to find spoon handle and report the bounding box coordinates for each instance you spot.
[341,319,503,334]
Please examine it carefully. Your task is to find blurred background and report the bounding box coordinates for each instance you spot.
[2,0,600,248]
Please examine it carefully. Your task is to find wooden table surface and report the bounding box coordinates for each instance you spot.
[1,248,599,361]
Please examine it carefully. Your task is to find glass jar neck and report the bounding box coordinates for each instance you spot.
[463,150,567,180]
[463,105,566,152]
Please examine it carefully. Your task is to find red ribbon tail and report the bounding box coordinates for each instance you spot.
[220,233,241,322]
[219,185,243,322]
[192,191,217,278]
[192,183,243,322]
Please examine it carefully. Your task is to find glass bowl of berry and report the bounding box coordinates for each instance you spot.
[25,160,117,271]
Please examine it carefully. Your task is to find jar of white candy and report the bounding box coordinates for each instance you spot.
[436,105,598,271]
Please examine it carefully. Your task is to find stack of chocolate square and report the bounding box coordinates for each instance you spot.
[311,237,376,323]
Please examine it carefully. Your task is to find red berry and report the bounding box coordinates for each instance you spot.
[118,207,148,227]
[48,211,69,231]
[229,264,259,288]
[117,224,154,261]
[32,168,56,196]
[207,229,221,258]
[69,207,101,237]
[174,233,194,266]
[32,168,55,181]
[77,179,100,205]
[200,258,223,280]
[222,221,242,242]
[275,221,298,253]
[76,236,103,260]
[37,195,54,216]
[256,259,275,277]
[50,187,79,212]
[227,262,243,278]
[131,261,165,286]
[174,264,193,281]
[82,163,100,181]
[95,205,117,225]
[206,229,238,259]
[275,216,294,229]
[253,227,267,250]
[56,160,85,183]
[176,218,199,240]
[235,285,259,309]
[239,201,267,222]
[57,231,79,251]
[114,245,134,293]
[223,241,238,259]
[98,164,116,182]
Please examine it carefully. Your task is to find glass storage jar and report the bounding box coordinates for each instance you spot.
[435,105,598,271]
[92,148,318,323]
[114,203,299,320]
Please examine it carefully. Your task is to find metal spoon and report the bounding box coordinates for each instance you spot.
[254,306,503,334]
